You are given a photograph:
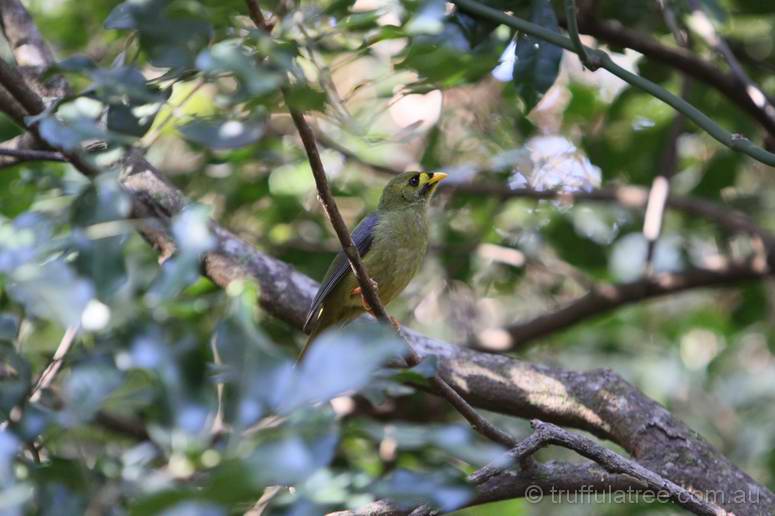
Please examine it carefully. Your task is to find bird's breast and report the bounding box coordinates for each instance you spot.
[365,209,430,304]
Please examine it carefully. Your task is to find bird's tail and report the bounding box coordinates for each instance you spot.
[296,325,322,364]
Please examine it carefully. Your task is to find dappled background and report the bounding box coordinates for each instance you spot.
[0,0,774,514]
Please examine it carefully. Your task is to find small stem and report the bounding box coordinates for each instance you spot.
[0,147,65,162]
[563,0,592,68]
[30,325,79,403]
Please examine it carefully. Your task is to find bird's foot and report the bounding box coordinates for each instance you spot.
[350,282,398,330]
[351,279,380,312]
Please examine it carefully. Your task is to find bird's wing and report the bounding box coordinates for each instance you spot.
[303,212,380,333]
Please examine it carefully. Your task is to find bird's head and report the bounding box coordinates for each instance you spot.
[378,171,448,211]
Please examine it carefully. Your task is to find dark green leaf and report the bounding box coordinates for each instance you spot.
[512,0,562,112]
[107,104,155,138]
[370,469,472,512]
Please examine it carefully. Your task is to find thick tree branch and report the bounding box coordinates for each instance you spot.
[332,462,644,516]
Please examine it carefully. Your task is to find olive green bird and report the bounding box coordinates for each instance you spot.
[300,171,448,358]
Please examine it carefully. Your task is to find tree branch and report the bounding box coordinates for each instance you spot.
[29,325,78,403]
[450,0,775,166]
[471,420,721,515]
[486,260,770,351]
[336,420,725,515]
[563,0,594,68]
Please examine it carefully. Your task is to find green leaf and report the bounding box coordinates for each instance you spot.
[286,322,405,412]
[62,362,123,421]
[388,355,438,386]
[0,343,30,411]
[0,313,19,342]
[70,174,131,299]
[180,117,266,150]
[512,0,562,112]
[692,150,740,200]
[104,2,134,30]
[398,43,499,87]
[370,469,472,512]
[38,117,84,151]
[107,104,155,138]
[195,41,284,98]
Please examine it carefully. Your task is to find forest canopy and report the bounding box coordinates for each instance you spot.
[0,0,774,515]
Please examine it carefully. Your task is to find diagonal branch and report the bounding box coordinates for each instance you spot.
[29,325,79,403]
[340,420,725,515]
[471,420,722,515]
[685,0,775,130]
[246,0,518,450]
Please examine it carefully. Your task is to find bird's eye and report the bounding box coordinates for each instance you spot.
[408,174,420,187]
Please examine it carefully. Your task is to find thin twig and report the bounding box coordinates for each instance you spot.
[29,325,79,403]
[452,0,775,166]
[643,3,693,275]
[686,0,775,126]
[563,0,594,68]
[470,420,725,515]
[0,147,65,163]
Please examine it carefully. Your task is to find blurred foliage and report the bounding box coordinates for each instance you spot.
[0,0,774,514]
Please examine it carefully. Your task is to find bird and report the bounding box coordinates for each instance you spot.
[300,170,448,359]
